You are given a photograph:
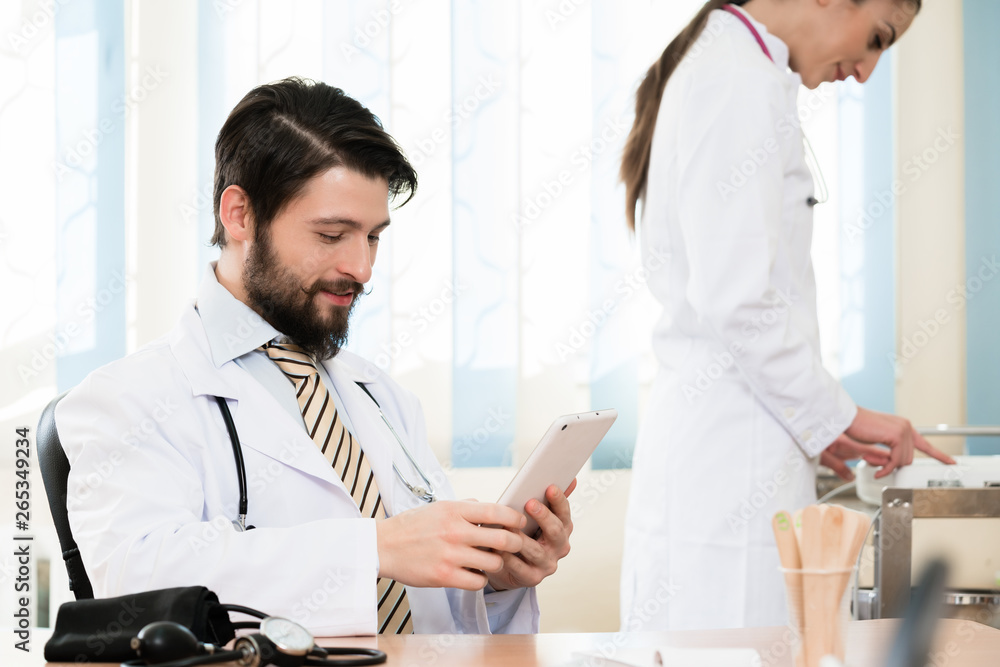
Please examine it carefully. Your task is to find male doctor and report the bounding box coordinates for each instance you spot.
[56,78,573,636]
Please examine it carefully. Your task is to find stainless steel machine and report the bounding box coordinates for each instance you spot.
[851,425,1000,629]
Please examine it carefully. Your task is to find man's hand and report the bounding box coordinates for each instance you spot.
[487,480,576,592]
[376,501,526,590]
[843,407,956,479]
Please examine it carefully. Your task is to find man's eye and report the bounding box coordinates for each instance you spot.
[320,234,342,243]
[368,235,380,246]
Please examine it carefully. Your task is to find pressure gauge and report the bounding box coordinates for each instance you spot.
[260,617,315,655]
[235,617,315,667]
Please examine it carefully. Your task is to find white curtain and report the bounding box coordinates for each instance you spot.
[2,0,862,473]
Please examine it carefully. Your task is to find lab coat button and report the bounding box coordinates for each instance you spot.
[801,430,813,441]
[784,407,795,419]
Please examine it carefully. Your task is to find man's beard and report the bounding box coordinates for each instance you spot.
[243,232,365,360]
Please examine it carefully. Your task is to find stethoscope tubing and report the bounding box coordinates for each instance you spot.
[378,409,437,503]
[214,383,437,532]
[214,397,249,530]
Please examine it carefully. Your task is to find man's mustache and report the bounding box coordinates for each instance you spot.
[303,279,366,299]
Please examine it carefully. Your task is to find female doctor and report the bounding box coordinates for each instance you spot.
[618,0,955,630]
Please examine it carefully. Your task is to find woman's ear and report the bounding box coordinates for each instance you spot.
[219,184,253,243]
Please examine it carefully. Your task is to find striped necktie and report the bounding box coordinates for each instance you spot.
[262,341,413,634]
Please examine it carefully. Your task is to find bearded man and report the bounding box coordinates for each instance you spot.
[56,78,573,636]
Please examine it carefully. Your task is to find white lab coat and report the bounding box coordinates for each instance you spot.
[56,304,539,636]
[620,9,857,631]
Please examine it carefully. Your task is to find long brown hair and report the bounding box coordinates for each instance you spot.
[620,0,921,230]
[620,0,739,230]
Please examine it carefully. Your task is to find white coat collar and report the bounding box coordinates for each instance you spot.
[170,305,244,400]
[195,262,279,367]
[191,262,372,386]
[719,5,792,75]
[168,271,392,507]
[174,264,375,397]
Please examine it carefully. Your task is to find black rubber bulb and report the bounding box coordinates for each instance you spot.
[131,621,202,663]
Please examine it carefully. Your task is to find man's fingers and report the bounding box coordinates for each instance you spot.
[497,551,537,586]
[515,533,546,564]
[499,540,551,587]
[913,429,957,465]
[462,547,506,574]
[459,501,526,531]
[472,524,523,554]
[527,499,560,533]
[451,568,489,591]
[544,485,573,524]
[526,498,571,558]
[483,487,575,591]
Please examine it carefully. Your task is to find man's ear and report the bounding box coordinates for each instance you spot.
[219,184,254,243]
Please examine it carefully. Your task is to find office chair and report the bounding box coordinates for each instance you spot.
[37,391,94,600]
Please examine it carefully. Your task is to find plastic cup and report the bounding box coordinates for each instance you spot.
[780,567,855,667]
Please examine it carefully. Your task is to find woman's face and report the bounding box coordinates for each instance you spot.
[791,0,917,89]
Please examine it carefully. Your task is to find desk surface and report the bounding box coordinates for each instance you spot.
[30,619,1000,666]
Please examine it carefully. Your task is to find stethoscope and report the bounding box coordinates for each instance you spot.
[125,607,385,666]
[213,382,437,532]
[723,3,829,208]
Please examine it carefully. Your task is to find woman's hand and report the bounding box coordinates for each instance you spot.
[820,432,891,480]
[842,407,956,479]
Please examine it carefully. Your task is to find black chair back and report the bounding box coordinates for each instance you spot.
[37,392,94,599]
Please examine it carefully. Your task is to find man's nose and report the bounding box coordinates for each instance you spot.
[336,235,374,284]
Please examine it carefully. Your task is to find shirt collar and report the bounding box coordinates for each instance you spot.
[196,262,280,367]
[724,4,792,73]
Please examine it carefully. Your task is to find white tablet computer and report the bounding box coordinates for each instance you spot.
[498,409,618,535]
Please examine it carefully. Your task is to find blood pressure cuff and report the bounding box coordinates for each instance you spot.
[44,586,236,663]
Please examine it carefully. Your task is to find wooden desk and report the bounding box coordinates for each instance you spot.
[31,619,1000,666]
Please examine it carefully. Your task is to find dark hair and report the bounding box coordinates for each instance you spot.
[211,77,417,247]
[620,0,921,230]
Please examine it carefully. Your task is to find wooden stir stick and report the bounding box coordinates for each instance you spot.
[772,511,805,667]
[820,504,845,660]
[800,504,826,667]
[831,506,870,655]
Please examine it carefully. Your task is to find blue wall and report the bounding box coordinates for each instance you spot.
[963,1,1000,454]
[838,56,896,415]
